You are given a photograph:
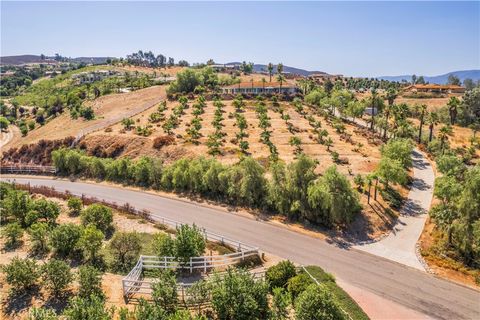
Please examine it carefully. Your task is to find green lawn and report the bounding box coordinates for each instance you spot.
[303,265,370,320]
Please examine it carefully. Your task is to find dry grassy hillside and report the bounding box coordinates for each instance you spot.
[6,85,166,148]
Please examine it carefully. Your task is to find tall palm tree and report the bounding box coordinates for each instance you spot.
[382,88,398,139]
[261,78,266,91]
[427,111,439,142]
[277,63,284,78]
[277,74,286,92]
[447,96,460,125]
[438,125,453,153]
[416,104,427,143]
[267,63,274,82]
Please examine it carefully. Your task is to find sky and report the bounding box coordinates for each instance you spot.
[1,1,479,77]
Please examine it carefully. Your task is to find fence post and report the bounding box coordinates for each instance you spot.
[190,257,193,273]
[204,257,207,273]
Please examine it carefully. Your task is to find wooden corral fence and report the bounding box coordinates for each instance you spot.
[1,165,56,175]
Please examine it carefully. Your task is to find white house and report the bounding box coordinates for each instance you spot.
[222,81,297,95]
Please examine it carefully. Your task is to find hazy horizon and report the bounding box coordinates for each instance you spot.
[1,1,479,77]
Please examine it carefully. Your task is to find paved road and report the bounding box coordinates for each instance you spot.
[354,149,435,270]
[2,176,479,320]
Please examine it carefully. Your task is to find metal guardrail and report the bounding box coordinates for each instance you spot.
[1,165,56,174]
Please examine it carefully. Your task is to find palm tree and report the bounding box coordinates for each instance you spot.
[427,111,439,142]
[383,88,398,139]
[416,104,427,143]
[277,74,286,92]
[438,125,453,153]
[261,78,266,91]
[267,63,274,82]
[447,96,460,125]
[277,63,284,76]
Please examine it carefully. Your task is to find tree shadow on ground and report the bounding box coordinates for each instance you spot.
[2,286,40,316]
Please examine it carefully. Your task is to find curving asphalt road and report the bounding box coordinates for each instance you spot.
[2,176,479,320]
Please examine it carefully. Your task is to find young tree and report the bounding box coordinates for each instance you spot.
[447,96,460,125]
[376,158,408,188]
[295,284,345,320]
[152,232,175,257]
[2,222,23,247]
[108,231,142,272]
[81,204,113,233]
[174,224,206,265]
[267,63,274,82]
[78,225,104,262]
[266,260,297,290]
[78,265,104,299]
[427,112,439,142]
[271,288,290,320]
[63,294,113,320]
[28,222,50,253]
[50,223,82,257]
[151,270,178,313]
[211,268,269,320]
[41,259,73,296]
[416,104,427,143]
[187,280,210,314]
[67,197,83,216]
[2,257,39,292]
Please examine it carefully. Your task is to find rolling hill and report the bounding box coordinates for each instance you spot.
[378,70,480,84]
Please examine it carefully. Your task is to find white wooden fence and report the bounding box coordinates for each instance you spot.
[1,165,56,175]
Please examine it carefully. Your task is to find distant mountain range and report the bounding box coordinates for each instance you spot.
[377,70,480,85]
[225,62,326,76]
[0,54,112,65]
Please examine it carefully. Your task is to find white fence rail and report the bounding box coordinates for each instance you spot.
[1,165,56,174]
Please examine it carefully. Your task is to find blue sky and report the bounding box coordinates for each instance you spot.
[1,1,479,77]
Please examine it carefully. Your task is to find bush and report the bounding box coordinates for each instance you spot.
[108,231,142,272]
[41,259,73,296]
[50,223,82,257]
[78,266,104,298]
[63,294,113,320]
[151,270,177,313]
[67,197,83,216]
[266,260,297,290]
[174,224,206,265]
[271,287,291,320]
[287,273,314,300]
[210,268,269,320]
[30,198,61,225]
[78,225,104,262]
[28,222,50,253]
[295,284,345,320]
[2,222,23,247]
[152,233,175,257]
[81,204,113,233]
[2,257,39,292]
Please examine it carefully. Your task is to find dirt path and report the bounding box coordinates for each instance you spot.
[0,126,19,150]
[353,149,434,270]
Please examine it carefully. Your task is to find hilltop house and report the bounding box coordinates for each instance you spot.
[222,81,297,95]
[72,70,117,84]
[403,84,465,94]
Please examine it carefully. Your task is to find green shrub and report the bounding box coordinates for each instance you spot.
[287,273,314,300]
[81,204,113,233]
[295,284,345,320]
[151,270,178,313]
[2,222,23,247]
[50,223,82,257]
[63,294,113,320]
[67,197,83,216]
[174,224,206,264]
[271,287,291,320]
[78,265,104,298]
[28,222,50,253]
[2,257,39,292]
[108,231,142,272]
[266,260,297,290]
[41,259,73,296]
[78,225,104,261]
[210,268,269,320]
[152,233,175,257]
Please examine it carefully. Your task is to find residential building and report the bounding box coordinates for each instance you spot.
[222,81,297,95]
[72,70,117,84]
[403,84,465,94]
